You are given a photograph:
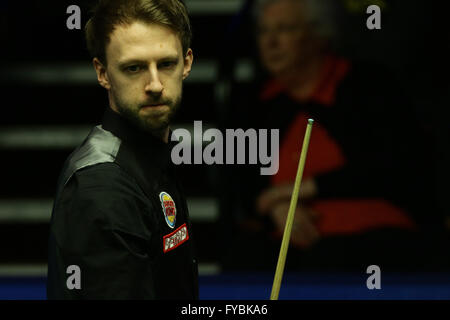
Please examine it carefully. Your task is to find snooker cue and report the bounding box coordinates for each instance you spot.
[270,118,314,300]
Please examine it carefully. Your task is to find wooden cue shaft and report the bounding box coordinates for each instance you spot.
[270,118,314,300]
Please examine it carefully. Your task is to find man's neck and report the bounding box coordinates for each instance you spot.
[159,127,170,144]
[147,126,170,144]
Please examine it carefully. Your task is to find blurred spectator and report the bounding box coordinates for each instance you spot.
[219,0,440,272]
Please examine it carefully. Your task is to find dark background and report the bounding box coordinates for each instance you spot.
[0,0,448,279]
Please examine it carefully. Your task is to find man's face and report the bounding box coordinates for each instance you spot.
[94,21,193,134]
[257,0,314,77]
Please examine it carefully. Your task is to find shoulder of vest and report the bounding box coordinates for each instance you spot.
[61,125,122,188]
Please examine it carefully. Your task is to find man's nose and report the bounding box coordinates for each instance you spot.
[144,66,163,95]
[260,31,279,48]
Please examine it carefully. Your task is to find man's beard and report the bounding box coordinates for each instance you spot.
[113,92,181,137]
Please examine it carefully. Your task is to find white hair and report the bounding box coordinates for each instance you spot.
[254,0,339,41]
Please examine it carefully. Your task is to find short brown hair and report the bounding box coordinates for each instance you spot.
[85,0,192,65]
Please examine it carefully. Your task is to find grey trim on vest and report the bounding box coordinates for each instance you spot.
[62,125,121,187]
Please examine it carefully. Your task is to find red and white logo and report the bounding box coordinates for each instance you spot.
[159,191,176,228]
[163,223,189,253]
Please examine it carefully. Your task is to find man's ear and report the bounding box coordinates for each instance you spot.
[182,49,193,80]
[93,57,111,89]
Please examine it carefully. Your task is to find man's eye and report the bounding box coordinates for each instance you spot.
[126,65,141,73]
[159,61,176,69]
[258,26,268,35]
[278,24,301,33]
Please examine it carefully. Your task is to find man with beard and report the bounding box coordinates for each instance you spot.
[47,0,197,299]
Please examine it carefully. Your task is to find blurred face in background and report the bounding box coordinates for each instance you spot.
[257,0,321,78]
[94,21,193,134]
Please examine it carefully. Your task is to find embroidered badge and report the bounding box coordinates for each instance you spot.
[163,223,189,253]
[159,191,176,229]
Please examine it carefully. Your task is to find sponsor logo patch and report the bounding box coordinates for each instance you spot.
[159,191,176,228]
[163,223,189,253]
